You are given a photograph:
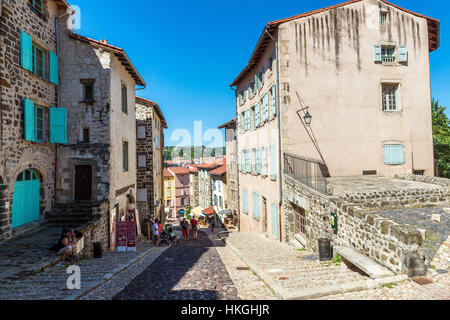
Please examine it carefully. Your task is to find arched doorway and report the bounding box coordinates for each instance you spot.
[12,169,40,229]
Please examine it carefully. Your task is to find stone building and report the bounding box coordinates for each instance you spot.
[197,159,224,210]
[135,97,167,227]
[0,0,71,239]
[218,119,239,222]
[188,165,199,208]
[168,167,190,216]
[210,165,227,213]
[53,30,146,251]
[230,0,440,242]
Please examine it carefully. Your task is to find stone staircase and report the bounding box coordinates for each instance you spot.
[46,202,99,226]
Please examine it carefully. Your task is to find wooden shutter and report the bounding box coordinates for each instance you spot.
[398,46,408,62]
[24,99,36,142]
[272,85,277,117]
[253,192,259,218]
[263,93,269,121]
[49,108,67,144]
[270,144,277,179]
[384,144,405,165]
[49,51,58,85]
[272,203,278,238]
[20,30,33,72]
[374,45,382,62]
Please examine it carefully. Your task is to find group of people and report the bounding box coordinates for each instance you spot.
[180,215,215,241]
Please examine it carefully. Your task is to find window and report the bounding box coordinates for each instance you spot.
[121,82,128,114]
[262,146,268,176]
[294,206,307,237]
[271,85,277,117]
[254,102,261,127]
[82,127,89,143]
[32,44,45,79]
[81,79,95,102]
[382,83,400,111]
[31,0,43,13]
[262,94,269,122]
[219,196,223,209]
[214,194,218,205]
[245,150,251,173]
[166,190,171,198]
[137,188,147,202]
[137,126,146,139]
[123,141,129,172]
[166,181,171,188]
[138,154,146,168]
[380,12,388,25]
[35,106,45,142]
[255,148,262,174]
[384,144,405,165]
[268,56,273,72]
[381,46,396,63]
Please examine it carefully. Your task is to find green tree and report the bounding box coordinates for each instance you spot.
[432,99,450,178]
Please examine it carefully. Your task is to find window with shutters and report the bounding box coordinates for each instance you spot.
[123,141,129,172]
[262,93,269,122]
[381,46,396,63]
[262,146,268,176]
[31,0,44,14]
[380,12,388,25]
[294,206,307,237]
[35,106,45,143]
[245,150,251,173]
[254,102,261,127]
[121,82,128,114]
[382,83,400,111]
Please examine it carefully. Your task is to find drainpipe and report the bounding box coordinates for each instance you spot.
[230,86,240,232]
[264,27,283,243]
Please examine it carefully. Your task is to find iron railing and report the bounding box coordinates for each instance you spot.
[283,153,330,194]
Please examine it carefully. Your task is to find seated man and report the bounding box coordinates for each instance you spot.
[56,229,75,259]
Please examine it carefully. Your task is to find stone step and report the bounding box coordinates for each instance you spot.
[334,246,395,279]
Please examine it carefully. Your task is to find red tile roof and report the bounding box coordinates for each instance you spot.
[168,167,190,175]
[189,167,198,173]
[202,206,215,215]
[230,0,439,87]
[68,33,146,87]
[209,165,226,176]
[218,119,236,129]
[163,169,173,178]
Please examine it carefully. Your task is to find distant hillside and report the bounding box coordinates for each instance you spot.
[164,146,225,161]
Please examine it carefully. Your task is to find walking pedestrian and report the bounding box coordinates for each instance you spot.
[190,216,199,240]
[181,218,189,240]
[152,219,159,246]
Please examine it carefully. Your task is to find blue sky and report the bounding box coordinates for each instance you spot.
[71,0,449,147]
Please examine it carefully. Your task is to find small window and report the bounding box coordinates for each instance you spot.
[137,126,146,139]
[380,12,388,25]
[381,46,396,63]
[31,0,43,14]
[137,188,147,202]
[81,79,95,102]
[82,127,89,143]
[294,206,307,237]
[123,141,129,172]
[32,44,45,79]
[138,154,146,168]
[382,83,400,111]
[121,82,128,114]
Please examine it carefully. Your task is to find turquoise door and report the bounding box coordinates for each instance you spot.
[12,170,40,229]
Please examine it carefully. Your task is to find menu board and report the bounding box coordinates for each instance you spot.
[127,220,136,252]
[117,221,127,252]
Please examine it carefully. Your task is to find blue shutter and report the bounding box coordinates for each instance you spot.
[255,102,260,127]
[50,108,67,144]
[272,85,277,117]
[374,45,382,62]
[49,51,58,85]
[262,147,268,175]
[263,93,269,121]
[398,46,408,62]
[24,99,36,142]
[270,144,277,179]
[253,192,259,219]
[20,30,33,72]
[272,203,278,238]
[384,144,404,165]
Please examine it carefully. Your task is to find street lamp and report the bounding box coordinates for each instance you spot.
[304,111,312,125]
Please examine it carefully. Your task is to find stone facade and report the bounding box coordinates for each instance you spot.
[0,0,70,239]
[135,97,166,226]
[189,169,199,208]
[283,174,450,276]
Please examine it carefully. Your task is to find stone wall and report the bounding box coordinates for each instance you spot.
[282,175,440,276]
[78,201,109,258]
[395,174,450,189]
[0,184,10,239]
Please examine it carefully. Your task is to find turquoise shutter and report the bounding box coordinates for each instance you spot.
[50,108,67,144]
[255,102,260,127]
[272,85,277,117]
[49,51,58,85]
[256,148,261,174]
[24,99,36,142]
[253,192,259,218]
[398,46,408,62]
[263,93,269,121]
[272,203,278,238]
[374,45,382,62]
[20,30,33,72]
[270,144,277,179]
[384,144,404,165]
[262,147,268,175]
